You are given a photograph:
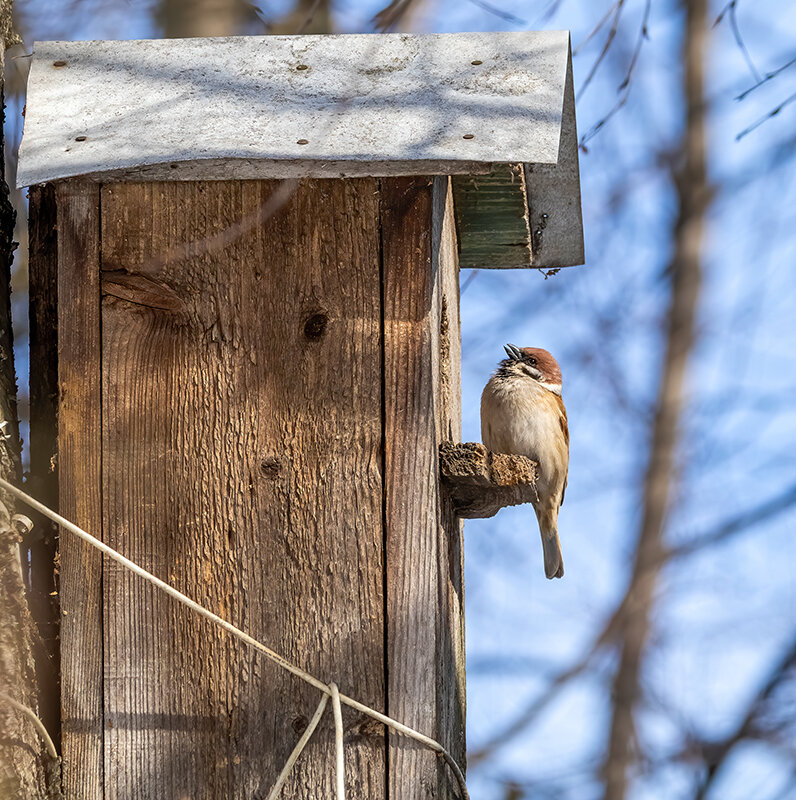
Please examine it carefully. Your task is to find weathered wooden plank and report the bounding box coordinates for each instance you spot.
[382,175,465,798]
[56,179,103,799]
[452,165,532,269]
[27,182,62,750]
[98,179,385,799]
[432,177,466,775]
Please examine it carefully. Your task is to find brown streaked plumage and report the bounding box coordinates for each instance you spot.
[481,344,569,579]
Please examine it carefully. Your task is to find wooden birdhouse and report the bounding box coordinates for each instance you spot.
[19,31,583,799]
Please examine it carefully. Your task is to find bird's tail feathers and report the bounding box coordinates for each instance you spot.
[540,523,564,580]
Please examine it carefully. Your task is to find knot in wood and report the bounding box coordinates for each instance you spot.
[291,714,309,734]
[303,312,328,341]
[259,456,282,479]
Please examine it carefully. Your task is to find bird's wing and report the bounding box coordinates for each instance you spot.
[555,393,569,507]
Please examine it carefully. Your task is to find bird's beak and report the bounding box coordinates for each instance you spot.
[504,343,522,361]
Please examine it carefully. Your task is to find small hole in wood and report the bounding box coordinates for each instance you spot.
[297,139,309,145]
[292,714,309,734]
[52,60,67,68]
[462,134,475,140]
[259,457,281,479]
[296,64,309,71]
[75,135,87,142]
[471,60,483,65]
[303,312,328,340]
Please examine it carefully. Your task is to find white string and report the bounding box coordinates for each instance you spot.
[0,692,58,760]
[329,683,346,800]
[266,693,328,800]
[0,477,469,799]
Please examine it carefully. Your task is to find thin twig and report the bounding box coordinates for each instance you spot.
[666,480,796,560]
[736,53,796,101]
[618,0,651,91]
[330,683,346,800]
[0,477,470,800]
[714,1,762,82]
[0,692,58,759]
[579,0,650,149]
[573,1,622,57]
[576,0,626,102]
[736,91,796,140]
[460,269,480,296]
[465,0,527,25]
[296,0,324,34]
[266,694,329,800]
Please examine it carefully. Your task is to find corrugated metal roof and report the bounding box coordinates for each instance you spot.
[17,31,571,185]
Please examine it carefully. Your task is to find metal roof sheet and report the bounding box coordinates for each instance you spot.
[17,31,572,185]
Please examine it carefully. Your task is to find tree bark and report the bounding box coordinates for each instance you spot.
[601,0,710,797]
[0,12,61,796]
[155,0,257,37]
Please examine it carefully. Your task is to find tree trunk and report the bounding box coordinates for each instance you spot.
[0,16,61,797]
[601,0,710,797]
[155,0,257,37]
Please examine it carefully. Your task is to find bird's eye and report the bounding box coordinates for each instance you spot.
[528,357,538,366]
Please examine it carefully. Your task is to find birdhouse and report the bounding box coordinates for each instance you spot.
[19,31,583,799]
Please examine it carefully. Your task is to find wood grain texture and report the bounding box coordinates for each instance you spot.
[98,179,385,799]
[56,180,103,800]
[439,442,537,519]
[28,182,62,750]
[382,176,465,799]
[433,178,466,779]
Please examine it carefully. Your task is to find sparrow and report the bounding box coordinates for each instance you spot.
[480,344,569,579]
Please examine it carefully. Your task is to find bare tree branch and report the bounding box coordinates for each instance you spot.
[579,0,651,150]
[576,0,626,102]
[465,0,526,26]
[736,91,796,140]
[600,0,710,796]
[666,480,796,560]
[736,52,796,101]
[372,0,417,31]
[692,633,796,800]
[714,1,761,83]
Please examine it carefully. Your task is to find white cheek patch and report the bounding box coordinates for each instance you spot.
[541,382,562,396]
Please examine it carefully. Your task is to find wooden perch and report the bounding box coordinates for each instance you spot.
[439,442,538,519]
